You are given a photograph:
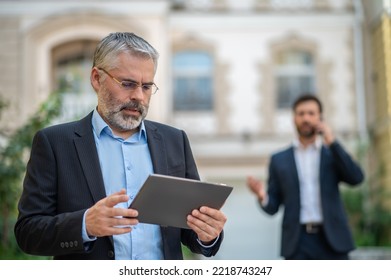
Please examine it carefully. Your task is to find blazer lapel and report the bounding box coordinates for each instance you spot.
[287,147,301,206]
[145,120,168,175]
[319,145,327,198]
[288,147,300,190]
[73,113,107,203]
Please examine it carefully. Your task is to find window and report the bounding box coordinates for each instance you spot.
[275,50,316,108]
[52,40,98,122]
[56,55,90,95]
[173,51,214,111]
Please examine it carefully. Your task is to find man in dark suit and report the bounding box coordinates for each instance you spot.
[14,32,226,260]
[247,94,364,260]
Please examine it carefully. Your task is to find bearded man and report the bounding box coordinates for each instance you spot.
[247,94,364,260]
[15,32,227,260]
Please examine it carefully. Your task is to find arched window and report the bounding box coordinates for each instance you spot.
[52,39,98,121]
[275,49,316,108]
[173,51,214,111]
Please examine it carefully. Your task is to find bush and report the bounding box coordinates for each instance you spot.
[0,93,62,259]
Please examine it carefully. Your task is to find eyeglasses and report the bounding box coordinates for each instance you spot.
[98,68,159,95]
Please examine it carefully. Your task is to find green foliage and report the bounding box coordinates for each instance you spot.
[0,216,50,260]
[343,186,391,246]
[0,93,62,259]
[342,141,391,247]
[182,244,200,260]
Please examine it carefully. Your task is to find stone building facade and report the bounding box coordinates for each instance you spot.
[0,0,366,259]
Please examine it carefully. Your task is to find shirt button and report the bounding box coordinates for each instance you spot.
[127,166,131,171]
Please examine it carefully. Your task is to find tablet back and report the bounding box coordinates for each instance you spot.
[129,174,233,229]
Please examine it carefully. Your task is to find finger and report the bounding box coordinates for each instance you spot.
[112,207,139,219]
[100,225,133,237]
[110,189,127,196]
[187,216,215,240]
[247,177,261,191]
[89,215,139,237]
[199,206,219,217]
[189,209,215,228]
[187,217,218,243]
[105,189,129,208]
[247,176,256,186]
[248,177,261,188]
[187,207,225,239]
[107,216,139,227]
[199,207,227,226]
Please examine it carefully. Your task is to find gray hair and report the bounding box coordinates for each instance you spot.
[93,32,159,72]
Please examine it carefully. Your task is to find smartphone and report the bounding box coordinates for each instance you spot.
[317,117,324,135]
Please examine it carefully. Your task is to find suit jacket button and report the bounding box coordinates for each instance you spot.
[69,241,74,247]
[108,250,114,259]
[65,242,69,248]
[60,242,65,248]
[74,241,78,247]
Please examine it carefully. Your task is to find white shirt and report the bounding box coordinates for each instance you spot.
[293,137,323,224]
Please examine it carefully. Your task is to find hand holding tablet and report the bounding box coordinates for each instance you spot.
[129,174,233,229]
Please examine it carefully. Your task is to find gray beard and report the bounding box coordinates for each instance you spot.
[106,108,147,131]
[98,88,149,132]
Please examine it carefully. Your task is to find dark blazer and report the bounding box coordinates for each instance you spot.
[262,141,364,258]
[14,112,223,260]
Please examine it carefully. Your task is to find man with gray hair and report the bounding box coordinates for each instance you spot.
[15,32,227,260]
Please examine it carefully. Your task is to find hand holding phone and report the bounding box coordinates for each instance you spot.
[316,119,335,145]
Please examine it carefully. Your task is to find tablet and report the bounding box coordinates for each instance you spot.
[129,174,233,229]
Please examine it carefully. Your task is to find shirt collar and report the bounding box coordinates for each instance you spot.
[292,136,322,150]
[92,108,147,142]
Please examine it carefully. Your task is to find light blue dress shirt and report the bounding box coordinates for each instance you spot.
[82,109,164,260]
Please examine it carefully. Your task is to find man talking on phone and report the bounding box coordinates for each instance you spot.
[247,94,364,260]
